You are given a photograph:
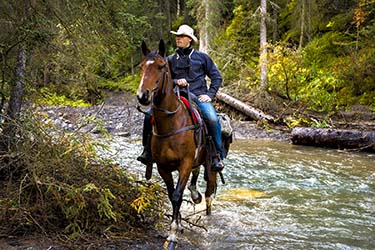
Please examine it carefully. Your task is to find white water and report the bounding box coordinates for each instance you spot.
[100,137,375,250]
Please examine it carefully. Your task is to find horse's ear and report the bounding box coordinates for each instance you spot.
[141,41,150,56]
[158,39,166,57]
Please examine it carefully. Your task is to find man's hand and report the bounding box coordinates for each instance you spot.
[198,94,211,102]
[176,78,188,87]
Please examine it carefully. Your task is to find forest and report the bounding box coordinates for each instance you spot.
[0,0,374,248]
[1,0,374,118]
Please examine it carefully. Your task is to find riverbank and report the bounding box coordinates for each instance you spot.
[38,91,292,142]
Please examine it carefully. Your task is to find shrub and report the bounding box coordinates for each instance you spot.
[98,74,141,93]
[0,110,165,238]
[36,87,91,106]
[297,71,339,112]
[267,43,308,101]
[334,47,375,107]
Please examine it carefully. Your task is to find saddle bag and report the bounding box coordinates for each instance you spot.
[218,113,233,137]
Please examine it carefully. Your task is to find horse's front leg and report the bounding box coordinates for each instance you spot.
[162,162,192,249]
[171,164,192,233]
[188,167,202,204]
[158,167,175,202]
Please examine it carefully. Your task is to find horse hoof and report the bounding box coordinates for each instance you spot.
[192,193,202,204]
[188,186,202,204]
[206,206,212,215]
[163,240,178,250]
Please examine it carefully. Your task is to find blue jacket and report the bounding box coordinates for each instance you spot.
[167,47,222,100]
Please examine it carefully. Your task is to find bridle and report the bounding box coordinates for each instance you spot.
[146,55,196,138]
[151,62,182,116]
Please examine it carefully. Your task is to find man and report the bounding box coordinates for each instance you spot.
[137,24,224,171]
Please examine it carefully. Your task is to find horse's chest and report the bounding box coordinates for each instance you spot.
[152,139,194,163]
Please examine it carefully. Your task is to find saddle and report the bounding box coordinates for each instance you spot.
[177,90,233,163]
[178,95,206,157]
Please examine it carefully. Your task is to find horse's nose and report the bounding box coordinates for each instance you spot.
[137,89,150,105]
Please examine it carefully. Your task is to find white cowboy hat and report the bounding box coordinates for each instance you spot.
[170,24,198,43]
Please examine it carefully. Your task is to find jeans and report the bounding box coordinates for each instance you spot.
[194,100,223,159]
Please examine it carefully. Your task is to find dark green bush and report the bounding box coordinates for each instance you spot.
[0,111,165,238]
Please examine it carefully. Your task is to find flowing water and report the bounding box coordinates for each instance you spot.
[103,137,375,250]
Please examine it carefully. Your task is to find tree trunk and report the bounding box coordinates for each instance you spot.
[306,0,312,42]
[272,3,279,43]
[1,46,27,148]
[298,0,305,50]
[199,0,209,53]
[165,0,171,41]
[260,0,268,90]
[7,46,26,120]
[291,127,375,152]
[216,91,275,123]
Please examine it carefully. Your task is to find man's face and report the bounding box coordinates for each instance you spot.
[176,35,192,49]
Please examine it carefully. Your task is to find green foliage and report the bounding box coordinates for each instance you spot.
[0,0,165,108]
[1,0,374,132]
[213,3,259,84]
[266,26,375,114]
[0,110,165,238]
[267,43,307,100]
[284,114,310,128]
[285,113,332,128]
[371,99,375,113]
[334,47,375,107]
[303,32,354,69]
[298,71,339,112]
[36,88,91,107]
[267,42,342,113]
[310,117,332,128]
[98,74,141,93]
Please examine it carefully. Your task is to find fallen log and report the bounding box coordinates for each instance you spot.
[291,127,375,152]
[216,91,275,123]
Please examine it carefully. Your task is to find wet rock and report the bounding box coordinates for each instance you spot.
[39,104,144,139]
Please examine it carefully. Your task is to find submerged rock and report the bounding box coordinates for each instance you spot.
[218,187,268,202]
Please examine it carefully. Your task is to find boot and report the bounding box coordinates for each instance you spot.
[137,147,153,180]
[137,112,153,165]
[137,147,152,165]
[212,154,224,171]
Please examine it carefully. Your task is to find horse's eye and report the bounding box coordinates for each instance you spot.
[158,63,166,70]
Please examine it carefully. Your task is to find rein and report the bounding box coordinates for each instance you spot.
[152,124,196,138]
[151,66,181,115]
[152,102,182,115]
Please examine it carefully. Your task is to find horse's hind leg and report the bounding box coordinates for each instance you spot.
[188,167,202,204]
[204,164,217,215]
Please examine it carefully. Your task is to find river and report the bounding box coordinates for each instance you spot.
[103,136,375,250]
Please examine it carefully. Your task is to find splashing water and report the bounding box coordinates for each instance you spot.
[101,137,375,250]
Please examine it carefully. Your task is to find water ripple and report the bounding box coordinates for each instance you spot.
[98,137,375,250]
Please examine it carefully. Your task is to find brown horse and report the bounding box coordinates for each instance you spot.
[137,40,227,249]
